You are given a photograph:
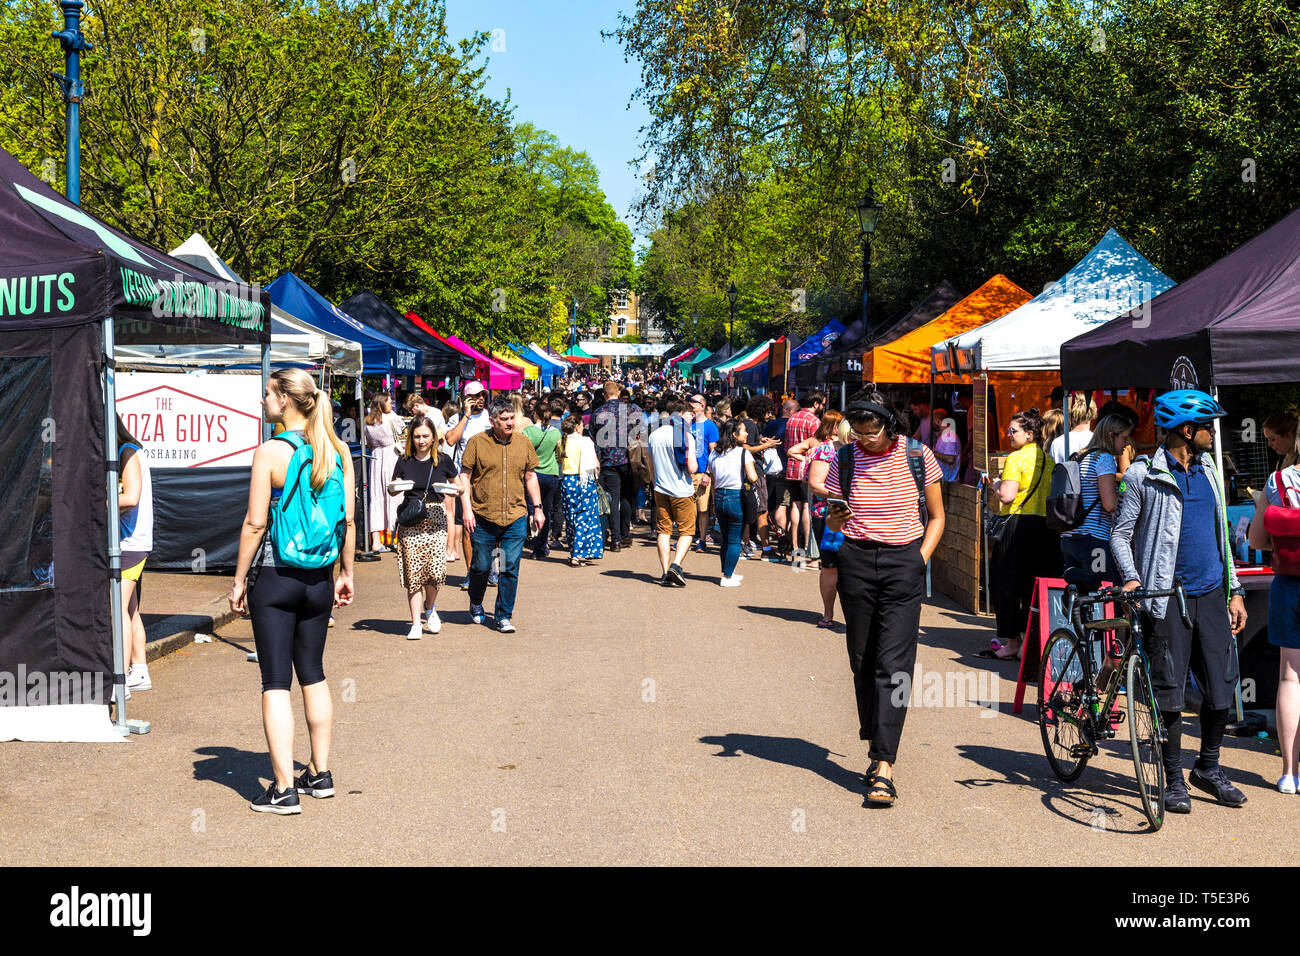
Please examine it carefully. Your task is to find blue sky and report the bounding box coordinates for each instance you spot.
[444,0,653,245]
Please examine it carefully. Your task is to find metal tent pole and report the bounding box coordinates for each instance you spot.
[261,342,272,441]
[104,318,148,734]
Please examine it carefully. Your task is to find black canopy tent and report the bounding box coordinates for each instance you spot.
[0,148,268,740]
[1060,207,1300,722]
[340,291,473,382]
[1061,204,1300,390]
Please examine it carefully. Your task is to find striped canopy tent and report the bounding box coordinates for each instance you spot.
[563,343,600,364]
[709,340,772,378]
[521,343,567,373]
[676,347,712,376]
[665,345,697,365]
[864,275,1031,384]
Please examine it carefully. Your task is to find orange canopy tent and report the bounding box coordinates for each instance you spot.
[863,274,1031,384]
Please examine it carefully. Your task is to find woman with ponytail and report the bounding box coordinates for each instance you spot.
[987,407,1053,660]
[230,368,356,815]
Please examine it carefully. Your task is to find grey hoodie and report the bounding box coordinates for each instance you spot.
[1110,445,1241,619]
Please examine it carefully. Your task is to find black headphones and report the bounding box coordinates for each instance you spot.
[846,400,902,436]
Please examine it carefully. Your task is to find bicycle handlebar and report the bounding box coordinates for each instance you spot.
[1067,580,1191,630]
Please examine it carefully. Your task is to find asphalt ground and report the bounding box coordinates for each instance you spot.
[0,538,1290,866]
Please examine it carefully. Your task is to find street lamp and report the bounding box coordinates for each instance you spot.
[691,311,699,350]
[726,282,738,352]
[854,182,884,337]
[569,296,578,351]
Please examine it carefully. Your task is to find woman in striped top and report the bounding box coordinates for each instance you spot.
[825,393,946,807]
[1059,414,1133,593]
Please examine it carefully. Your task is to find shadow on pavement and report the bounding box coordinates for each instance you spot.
[193,746,277,801]
[953,743,1157,834]
[739,605,824,626]
[698,733,864,797]
[600,569,664,586]
[350,618,416,636]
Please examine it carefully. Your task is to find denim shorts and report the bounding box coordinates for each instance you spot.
[1269,572,1300,649]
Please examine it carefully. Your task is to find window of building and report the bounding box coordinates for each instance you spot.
[616,291,628,309]
[617,317,627,336]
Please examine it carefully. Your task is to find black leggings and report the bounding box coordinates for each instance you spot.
[248,563,334,692]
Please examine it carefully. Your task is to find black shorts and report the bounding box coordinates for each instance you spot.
[1142,585,1240,712]
[787,480,810,504]
[453,494,463,524]
[766,475,788,514]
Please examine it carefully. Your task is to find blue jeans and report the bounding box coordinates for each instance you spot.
[715,488,743,578]
[469,515,527,620]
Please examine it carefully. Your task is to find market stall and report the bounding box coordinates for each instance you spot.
[0,147,268,740]
[402,311,523,390]
[340,291,473,384]
[1062,205,1300,711]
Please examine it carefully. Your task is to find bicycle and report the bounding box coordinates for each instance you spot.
[1037,581,1190,831]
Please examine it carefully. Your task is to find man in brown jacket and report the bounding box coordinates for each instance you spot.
[461,397,543,632]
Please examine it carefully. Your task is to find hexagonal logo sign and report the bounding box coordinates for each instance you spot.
[116,372,263,468]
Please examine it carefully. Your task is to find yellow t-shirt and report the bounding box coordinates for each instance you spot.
[560,434,582,475]
[1001,444,1048,516]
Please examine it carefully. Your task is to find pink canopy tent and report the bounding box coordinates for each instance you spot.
[405,311,522,390]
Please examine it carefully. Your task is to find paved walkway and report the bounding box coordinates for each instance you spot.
[0,540,1288,865]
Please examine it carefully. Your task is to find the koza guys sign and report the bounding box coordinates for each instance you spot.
[116,373,263,468]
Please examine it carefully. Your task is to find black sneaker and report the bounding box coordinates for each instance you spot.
[1163,775,1192,814]
[294,767,335,799]
[250,783,302,815]
[1190,764,1247,807]
[659,572,672,587]
[666,563,687,587]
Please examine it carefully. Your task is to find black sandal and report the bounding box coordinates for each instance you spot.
[861,760,879,783]
[866,775,897,807]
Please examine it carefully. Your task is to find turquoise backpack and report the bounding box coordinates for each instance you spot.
[269,433,346,569]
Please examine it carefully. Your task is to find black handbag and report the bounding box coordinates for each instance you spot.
[985,451,1044,544]
[397,464,434,527]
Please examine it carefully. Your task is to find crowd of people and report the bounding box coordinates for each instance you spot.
[98,358,1296,817]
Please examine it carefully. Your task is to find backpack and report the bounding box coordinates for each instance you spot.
[1264,469,1300,576]
[1045,450,1100,532]
[269,433,346,569]
[836,438,929,525]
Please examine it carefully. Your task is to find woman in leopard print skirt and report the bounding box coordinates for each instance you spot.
[390,417,464,640]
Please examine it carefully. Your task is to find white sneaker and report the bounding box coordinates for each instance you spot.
[126,666,151,691]
[1278,774,1297,794]
[719,575,742,588]
[425,608,441,634]
[406,623,423,641]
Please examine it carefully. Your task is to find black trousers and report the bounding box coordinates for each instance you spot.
[991,513,1054,640]
[601,463,635,541]
[837,536,926,763]
[531,472,559,556]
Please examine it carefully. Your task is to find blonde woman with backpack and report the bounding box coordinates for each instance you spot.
[230,369,356,815]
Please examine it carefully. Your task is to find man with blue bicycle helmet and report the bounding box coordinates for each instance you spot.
[1110,389,1248,815]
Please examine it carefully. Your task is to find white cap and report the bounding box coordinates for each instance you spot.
[463,381,486,396]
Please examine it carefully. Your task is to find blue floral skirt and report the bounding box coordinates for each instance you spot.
[562,475,604,560]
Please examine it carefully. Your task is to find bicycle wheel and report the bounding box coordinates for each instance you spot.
[1127,652,1165,831]
[1038,629,1092,781]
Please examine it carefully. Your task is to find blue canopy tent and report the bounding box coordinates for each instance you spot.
[267,273,419,378]
[789,319,847,366]
[519,342,566,386]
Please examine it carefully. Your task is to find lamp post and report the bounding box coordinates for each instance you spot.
[691,311,699,351]
[726,282,738,352]
[53,0,92,204]
[569,296,578,352]
[854,182,884,337]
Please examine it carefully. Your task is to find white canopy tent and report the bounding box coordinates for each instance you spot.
[113,234,362,375]
[932,229,1174,372]
[577,341,674,357]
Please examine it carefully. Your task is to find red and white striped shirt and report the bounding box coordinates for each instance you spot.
[825,439,942,545]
